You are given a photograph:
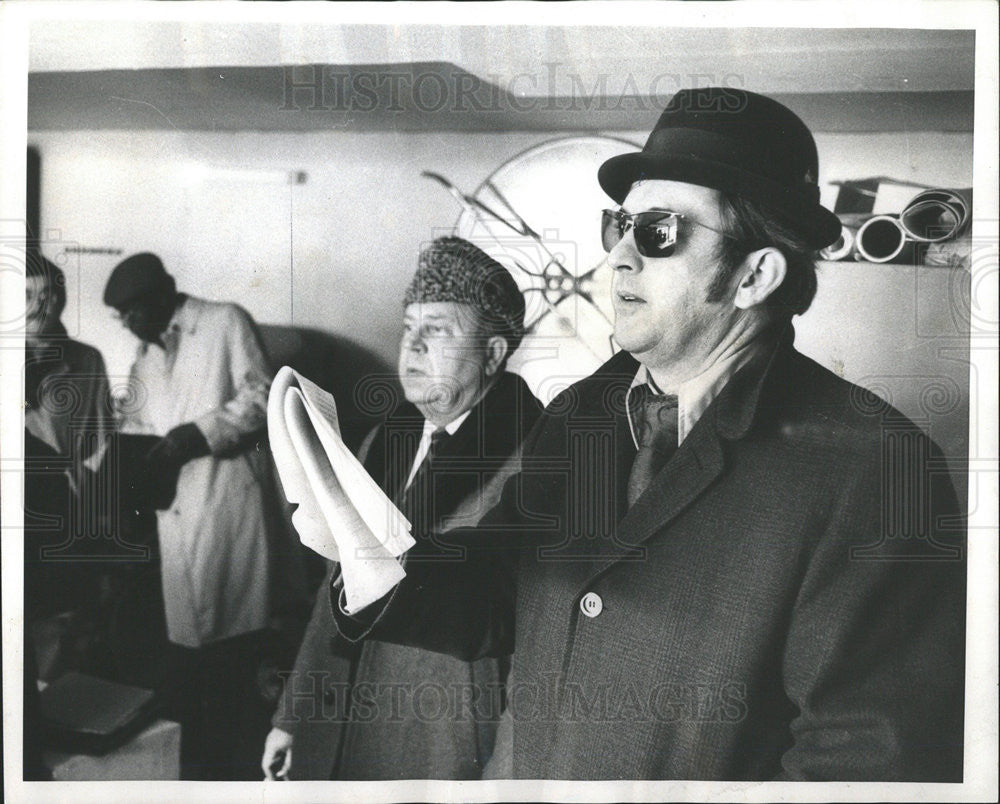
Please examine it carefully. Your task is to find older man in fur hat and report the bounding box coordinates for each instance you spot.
[262,236,542,780]
[330,89,966,781]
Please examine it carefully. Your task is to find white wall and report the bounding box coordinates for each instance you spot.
[31,129,550,379]
[804,132,973,494]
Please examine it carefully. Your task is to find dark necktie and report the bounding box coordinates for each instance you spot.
[401,427,448,529]
[627,386,680,507]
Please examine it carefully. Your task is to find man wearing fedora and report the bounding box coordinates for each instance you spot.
[330,88,966,781]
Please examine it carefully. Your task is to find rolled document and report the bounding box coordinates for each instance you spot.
[856,215,912,264]
[268,365,414,612]
[899,188,973,243]
[819,213,872,262]
[819,224,857,261]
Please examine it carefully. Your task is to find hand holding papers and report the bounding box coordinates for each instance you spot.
[267,366,414,613]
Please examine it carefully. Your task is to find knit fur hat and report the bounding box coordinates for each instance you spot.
[404,236,526,352]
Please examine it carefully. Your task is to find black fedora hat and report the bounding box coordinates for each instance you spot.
[598,87,841,249]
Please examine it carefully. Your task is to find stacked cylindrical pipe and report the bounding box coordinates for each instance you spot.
[819,188,972,265]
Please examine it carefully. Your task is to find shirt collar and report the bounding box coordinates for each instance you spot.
[405,409,473,491]
[167,294,196,334]
[626,338,765,448]
[422,408,472,439]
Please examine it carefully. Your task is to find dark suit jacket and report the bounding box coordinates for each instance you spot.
[337,326,966,781]
[273,370,542,779]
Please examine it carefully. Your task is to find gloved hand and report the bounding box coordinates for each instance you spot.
[144,422,210,468]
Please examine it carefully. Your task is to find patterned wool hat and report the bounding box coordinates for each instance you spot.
[404,236,526,351]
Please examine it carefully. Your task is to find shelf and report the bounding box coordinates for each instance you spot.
[817,259,967,270]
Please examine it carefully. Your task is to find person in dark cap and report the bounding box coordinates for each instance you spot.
[104,252,278,779]
[102,252,179,346]
[328,88,965,781]
[262,236,542,780]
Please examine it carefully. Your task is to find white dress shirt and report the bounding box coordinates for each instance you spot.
[403,410,472,490]
[626,340,765,449]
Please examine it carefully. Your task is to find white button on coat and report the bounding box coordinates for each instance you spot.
[580,592,603,618]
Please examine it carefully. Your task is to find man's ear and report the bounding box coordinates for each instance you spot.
[732,247,787,310]
[484,335,509,377]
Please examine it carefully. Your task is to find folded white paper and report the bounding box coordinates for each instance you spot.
[268,366,414,612]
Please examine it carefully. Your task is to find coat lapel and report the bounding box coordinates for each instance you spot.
[536,403,642,565]
[391,373,538,534]
[613,417,725,549]
[577,325,793,584]
[378,409,424,505]
[535,351,640,565]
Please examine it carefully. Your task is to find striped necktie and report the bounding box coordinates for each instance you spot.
[627,386,680,507]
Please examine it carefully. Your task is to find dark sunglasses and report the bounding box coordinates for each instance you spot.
[601,208,730,258]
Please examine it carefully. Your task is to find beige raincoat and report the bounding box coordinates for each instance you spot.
[121,295,274,647]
